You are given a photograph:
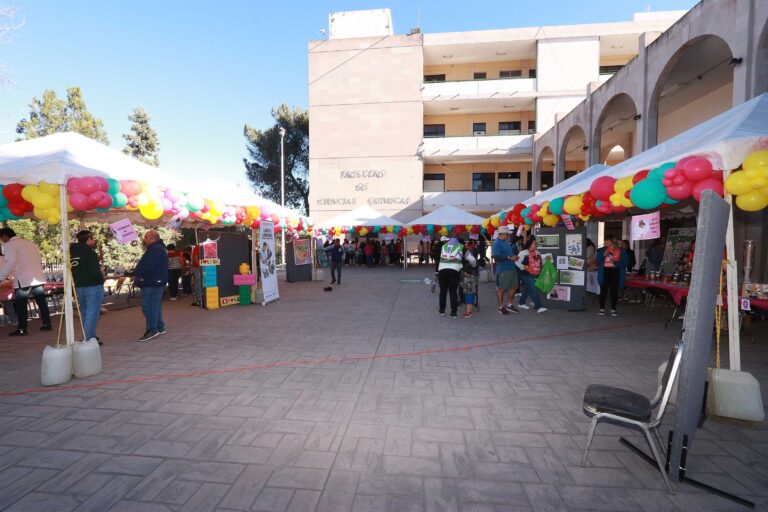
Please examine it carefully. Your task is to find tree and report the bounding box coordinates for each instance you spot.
[123,106,160,166]
[244,104,309,215]
[16,86,109,143]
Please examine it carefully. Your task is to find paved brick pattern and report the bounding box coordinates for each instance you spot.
[0,266,767,511]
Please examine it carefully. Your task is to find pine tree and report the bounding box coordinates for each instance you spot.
[122,106,160,167]
[16,86,109,143]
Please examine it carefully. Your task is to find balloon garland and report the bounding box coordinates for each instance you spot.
[0,178,313,234]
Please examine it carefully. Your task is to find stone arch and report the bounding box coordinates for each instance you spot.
[755,20,768,96]
[537,146,554,190]
[647,35,734,146]
[558,125,588,182]
[593,93,638,165]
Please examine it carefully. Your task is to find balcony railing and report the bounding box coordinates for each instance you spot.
[423,190,535,210]
[423,77,536,100]
[421,134,534,159]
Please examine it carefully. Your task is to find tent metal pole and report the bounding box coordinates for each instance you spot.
[723,171,741,371]
[59,185,74,345]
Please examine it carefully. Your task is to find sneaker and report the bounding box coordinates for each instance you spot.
[138,331,159,342]
[158,328,167,335]
[331,280,336,284]
[506,305,519,313]
[8,329,27,337]
[598,309,606,316]
[462,311,473,319]
[498,307,510,315]
[518,304,530,310]
[537,307,548,313]
[611,310,619,317]
[40,324,53,331]
[439,310,446,316]
[170,297,177,301]
[449,313,458,319]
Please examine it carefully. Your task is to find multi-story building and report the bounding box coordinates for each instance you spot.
[308,8,685,224]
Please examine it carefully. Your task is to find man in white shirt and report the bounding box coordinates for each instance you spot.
[0,228,52,336]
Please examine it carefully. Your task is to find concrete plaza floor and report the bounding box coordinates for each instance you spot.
[0,265,766,511]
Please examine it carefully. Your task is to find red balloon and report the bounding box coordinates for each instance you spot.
[9,205,25,217]
[710,170,724,182]
[666,182,692,201]
[69,192,90,210]
[2,183,23,202]
[682,157,713,182]
[672,175,686,186]
[590,176,616,201]
[632,170,650,184]
[691,178,724,201]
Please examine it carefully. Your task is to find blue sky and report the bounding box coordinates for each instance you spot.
[0,0,697,186]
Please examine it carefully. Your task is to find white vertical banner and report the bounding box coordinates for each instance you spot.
[259,220,280,305]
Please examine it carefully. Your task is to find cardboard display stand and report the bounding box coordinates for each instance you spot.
[535,226,587,311]
[199,230,251,309]
[286,237,313,282]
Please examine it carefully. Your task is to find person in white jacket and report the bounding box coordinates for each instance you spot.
[0,228,51,336]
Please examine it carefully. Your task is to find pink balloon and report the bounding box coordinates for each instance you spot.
[190,210,203,219]
[672,175,687,186]
[67,178,81,193]
[162,198,173,212]
[590,176,617,201]
[691,178,724,201]
[68,192,91,210]
[664,168,678,179]
[710,170,724,182]
[96,194,113,209]
[88,191,106,207]
[164,190,180,202]
[662,178,673,187]
[682,157,713,182]
[79,177,100,195]
[95,177,110,192]
[666,182,693,201]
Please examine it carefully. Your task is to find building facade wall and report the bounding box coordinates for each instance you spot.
[308,34,425,223]
[423,112,534,137]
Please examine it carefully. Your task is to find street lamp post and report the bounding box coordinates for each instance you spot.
[279,126,286,266]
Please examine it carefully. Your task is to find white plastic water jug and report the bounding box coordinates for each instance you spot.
[73,339,102,378]
[41,345,73,386]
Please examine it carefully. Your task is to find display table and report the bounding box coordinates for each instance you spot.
[625,277,690,305]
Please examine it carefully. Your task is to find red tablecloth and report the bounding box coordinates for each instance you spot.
[625,277,690,305]
[0,282,63,302]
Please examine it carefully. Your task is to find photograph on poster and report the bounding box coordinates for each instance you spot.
[556,256,568,270]
[559,269,585,286]
[565,234,582,256]
[568,257,585,270]
[536,234,559,249]
[547,285,571,301]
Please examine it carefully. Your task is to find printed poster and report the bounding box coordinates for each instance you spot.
[561,215,575,231]
[565,234,582,256]
[202,239,218,260]
[293,238,311,266]
[547,285,571,302]
[559,269,585,286]
[586,271,600,294]
[556,256,569,270]
[108,219,138,245]
[568,257,585,270]
[536,234,559,249]
[259,220,280,304]
[662,228,696,274]
[631,211,661,241]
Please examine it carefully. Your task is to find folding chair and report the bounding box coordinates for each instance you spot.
[581,340,684,494]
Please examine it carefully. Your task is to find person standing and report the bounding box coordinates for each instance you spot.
[491,227,519,315]
[181,248,193,296]
[325,238,345,285]
[190,243,202,306]
[0,247,18,326]
[166,243,182,301]
[517,238,547,313]
[461,262,477,319]
[597,236,628,316]
[0,228,52,336]
[70,230,105,344]
[437,237,463,318]
[135,230,169,341]
[645,238,665,272]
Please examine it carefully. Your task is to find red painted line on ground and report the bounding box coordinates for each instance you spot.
[0,319,659,397]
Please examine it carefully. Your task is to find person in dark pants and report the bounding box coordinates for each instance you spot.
[0,228,51,336]
[437,237,464,318]
[324,238,345,285]
[596,236,628,317]
[166,243,182,301]
[135,230,169,341]
[70,230,105,343]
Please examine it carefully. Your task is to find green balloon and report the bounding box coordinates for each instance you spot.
[113,192,128,208]
[107,178,121,195]
[630,179,667,209]
[648,162,676,181]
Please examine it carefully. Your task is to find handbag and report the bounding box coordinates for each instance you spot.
[535,260,557,294]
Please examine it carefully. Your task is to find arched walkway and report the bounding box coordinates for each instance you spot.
[537,146,554,190]
[558,125,587,182]
[593,93,638,164]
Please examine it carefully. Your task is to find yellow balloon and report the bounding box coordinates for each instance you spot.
[563,195,583,215]
[724,171,752,196]
[465,225,473,232]
[579,214,591,221]
[33,193,54,209]
[735,190,768,212]
[440,227,448,235]
[743,150,768,170]
[491,216,500,228]
[360,227,368,236]
[543,214,559,227]
[139,202,164,220]
[38,181,60,195]
[21,186,38,203]
[407,227,414,235]
[481,219,489,229]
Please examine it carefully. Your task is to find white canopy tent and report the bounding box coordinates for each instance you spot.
[523,164,610,207]
[315,206,404,229]
[406,205,486,226]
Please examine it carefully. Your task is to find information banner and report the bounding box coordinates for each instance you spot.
[293,238,312,266]
[259,220,280,304]
[662,227,696,274]
[109,219,138,245]
[631,211,661,240]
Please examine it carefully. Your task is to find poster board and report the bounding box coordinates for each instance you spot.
[662,227,696,274]
[536,226,587,311]
[286,237,312,282]
[259,220,280,304]
[200,231,250,308]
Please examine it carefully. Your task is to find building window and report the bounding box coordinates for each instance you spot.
[565,171,578,180]
[499,70,522,78]
[528,69,537,79]
[472,173,495,192]
[423,124,445,138]
[424,74,446,83]
[599,65,623,75]
[528,120,536,134]
[472,123,486,136]
[424,173,445,192]
[541,171,554,190]
[473,72,487,80]
[498,172,521,190]
[498,121,521,135]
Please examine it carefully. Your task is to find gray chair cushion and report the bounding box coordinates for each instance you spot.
[583,384,652,421]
